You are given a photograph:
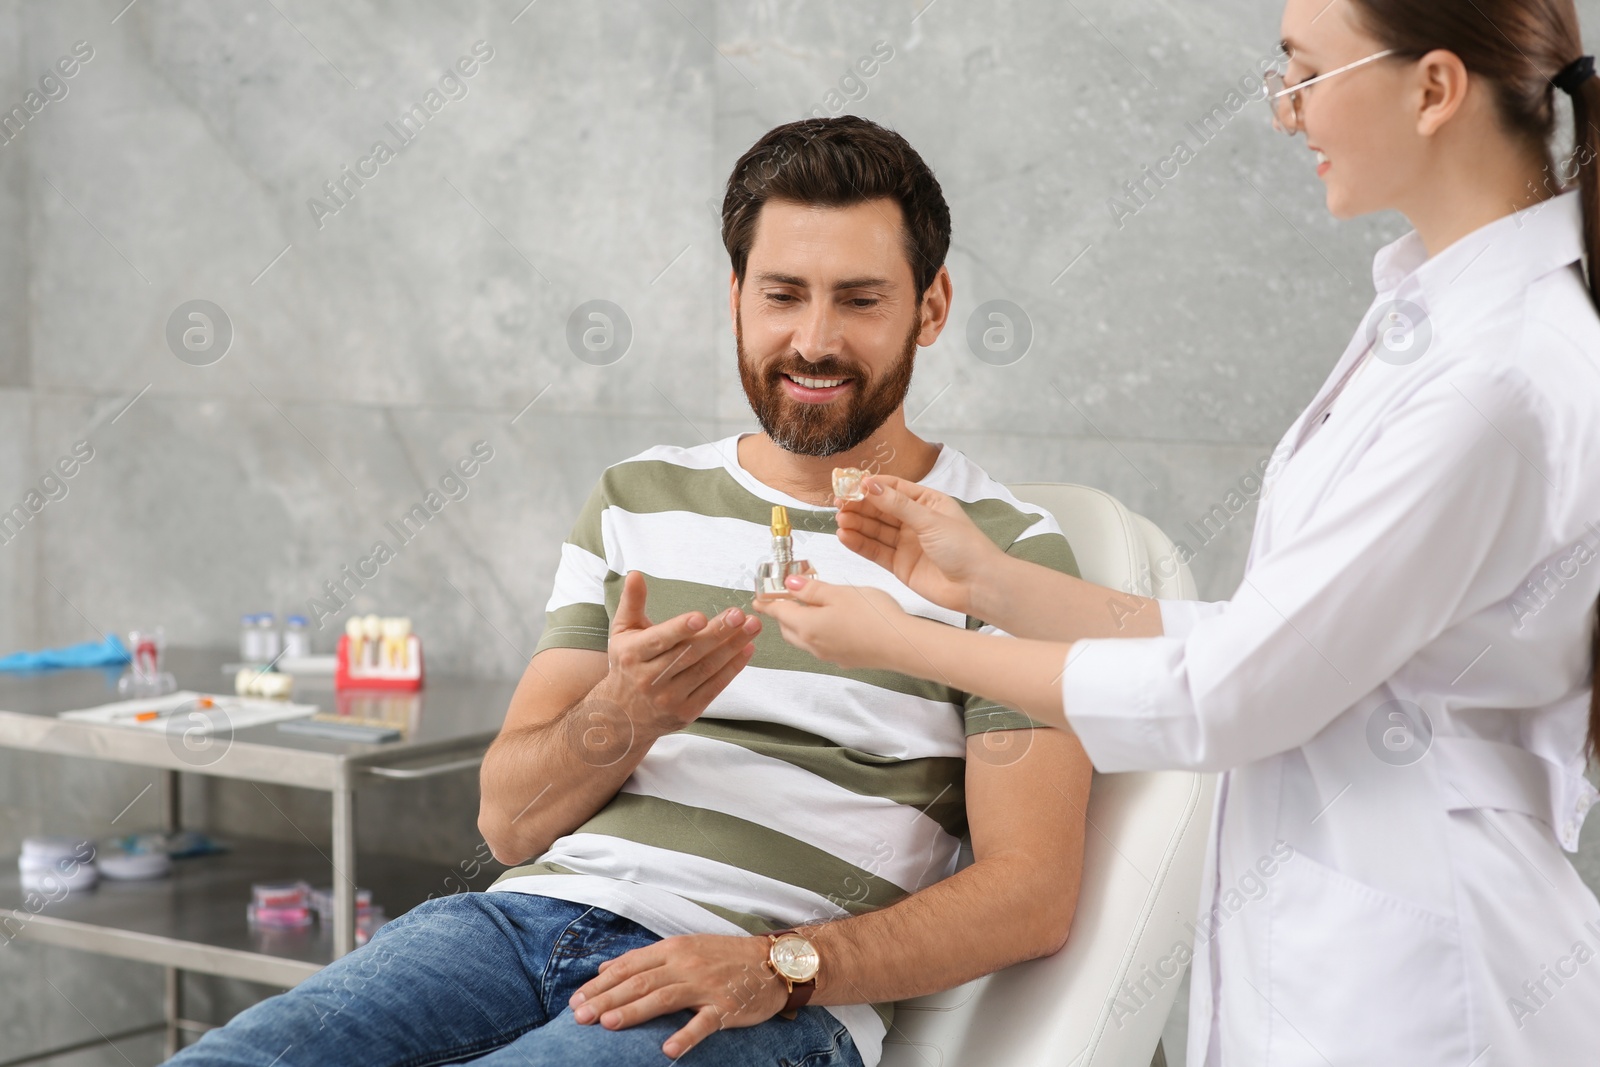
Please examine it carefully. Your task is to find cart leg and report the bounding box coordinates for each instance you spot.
[164,768,184,1056]
[332,786,357,957]
[163,768,181,834]
[164,965,181,1057]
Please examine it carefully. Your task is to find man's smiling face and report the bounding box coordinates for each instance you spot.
[732,197,926,458]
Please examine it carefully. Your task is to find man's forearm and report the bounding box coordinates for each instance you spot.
[480,690,664,864]
[973,553,1163,642]
[800,854,1074,1006]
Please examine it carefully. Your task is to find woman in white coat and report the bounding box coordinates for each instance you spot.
[755,0,1600,1062]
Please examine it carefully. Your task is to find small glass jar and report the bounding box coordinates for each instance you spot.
[240,613,259,661]
[283,614,311,658]
[257,613,280,662]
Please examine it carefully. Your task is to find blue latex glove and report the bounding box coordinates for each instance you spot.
[0,634,131,672]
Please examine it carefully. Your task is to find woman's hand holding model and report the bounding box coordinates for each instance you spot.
[755,471,1164,670]
[833,474,1002,616]
[753,474,993,671]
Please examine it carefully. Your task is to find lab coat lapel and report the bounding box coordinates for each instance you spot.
[1246,314,1378,570]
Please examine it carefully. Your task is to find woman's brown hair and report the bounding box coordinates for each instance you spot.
[1347,0,1600,762]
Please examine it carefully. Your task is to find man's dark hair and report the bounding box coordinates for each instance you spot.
[721,115,951,298]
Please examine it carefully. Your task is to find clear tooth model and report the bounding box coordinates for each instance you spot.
[832,466,866,502]
[381,616,411,671]
[755,505,817,600]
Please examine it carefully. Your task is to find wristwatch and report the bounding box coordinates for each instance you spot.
[763,929,821,1019]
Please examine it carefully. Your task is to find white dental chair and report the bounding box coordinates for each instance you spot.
[880,484,1216,1067]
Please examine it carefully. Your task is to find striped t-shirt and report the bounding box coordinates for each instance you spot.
[489,432,1079,1066]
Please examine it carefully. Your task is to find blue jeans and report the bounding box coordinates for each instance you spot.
[166,892,864,1066]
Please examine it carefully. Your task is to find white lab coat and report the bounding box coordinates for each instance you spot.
[1063,190,1600,1065]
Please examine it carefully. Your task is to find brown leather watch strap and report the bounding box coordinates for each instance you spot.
[767,929,818,1020]
[780,977,816,1019]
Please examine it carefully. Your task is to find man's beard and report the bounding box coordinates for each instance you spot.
[736,311,918,458]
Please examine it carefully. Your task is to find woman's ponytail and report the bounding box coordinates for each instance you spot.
[1562,63,1600,310]
[1553,66,1600,763]
[1559,64,1600,763]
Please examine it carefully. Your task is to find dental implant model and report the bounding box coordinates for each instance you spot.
[337,614,425,691]
[755,505,817,600]
[345,616,367,667]
[362,613,382,669]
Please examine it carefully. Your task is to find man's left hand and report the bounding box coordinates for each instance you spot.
[569,933,789,1058]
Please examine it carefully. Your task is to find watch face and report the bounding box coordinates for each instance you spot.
[771,934,820,981]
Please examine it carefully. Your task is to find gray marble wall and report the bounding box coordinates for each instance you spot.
[3,1,1599,1064]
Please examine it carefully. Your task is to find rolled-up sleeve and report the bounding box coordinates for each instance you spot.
[1156,599,1228,642]
[1063,367,1557,773]
[534,478,616,656]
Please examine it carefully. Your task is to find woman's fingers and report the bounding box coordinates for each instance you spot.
[751,579,829,630]
[836,523,896,570]
[836,503,905,564]
[862,473,939,511]
[780,575,830,603]
[862,472,911,496]
[838,490,902,532]
[862,475,939,530]
[837,503,900,542]
[751,610,816,659]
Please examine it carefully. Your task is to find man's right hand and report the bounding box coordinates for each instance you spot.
[594,570,761,736]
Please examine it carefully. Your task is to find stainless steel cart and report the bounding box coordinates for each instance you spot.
[0,648,516,1064]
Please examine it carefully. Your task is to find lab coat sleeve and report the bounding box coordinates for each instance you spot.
[1157,598,1229,641]
[1063,366,1559,772]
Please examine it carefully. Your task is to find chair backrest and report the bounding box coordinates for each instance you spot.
[1007,483,1198,601]
[879,484,1214,1067]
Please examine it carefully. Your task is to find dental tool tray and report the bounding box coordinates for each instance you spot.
[335,632,424,692]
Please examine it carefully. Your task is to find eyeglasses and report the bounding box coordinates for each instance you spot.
[1263,49,1396,134]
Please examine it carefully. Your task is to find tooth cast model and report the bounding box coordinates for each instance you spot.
[832,467,866,502]
[344,614,418,677]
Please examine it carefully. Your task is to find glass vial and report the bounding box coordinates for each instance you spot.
[283,614,311,658]
[257,613,280,662]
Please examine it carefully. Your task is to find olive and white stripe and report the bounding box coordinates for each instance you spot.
[490,434,1079,1067]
